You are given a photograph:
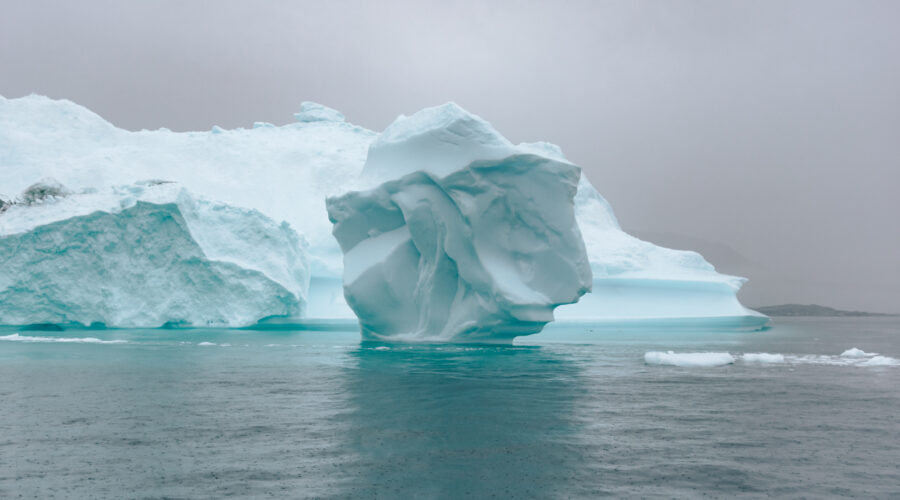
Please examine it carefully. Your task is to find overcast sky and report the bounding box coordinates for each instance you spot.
[2,0,898,311]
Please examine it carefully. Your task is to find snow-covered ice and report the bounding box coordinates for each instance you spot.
[0,93,372,299]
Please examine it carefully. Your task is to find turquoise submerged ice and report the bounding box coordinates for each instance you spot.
[0,182,308,327]
[0,94,765,331]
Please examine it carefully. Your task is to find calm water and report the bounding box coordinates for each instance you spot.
[1,317,898,499]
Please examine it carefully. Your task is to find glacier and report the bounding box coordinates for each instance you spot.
[0,93,766,331]
[0,181,308,327]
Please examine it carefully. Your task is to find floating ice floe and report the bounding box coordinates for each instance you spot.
[840,347,877,358]
[644,351,736,367]
[645,349,898,368]
[0,333,126,344]
[742,353,786,363]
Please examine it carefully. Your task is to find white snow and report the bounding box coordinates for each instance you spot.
[0,182,308,327]
[0,94,373,281]
[644,351,736,367]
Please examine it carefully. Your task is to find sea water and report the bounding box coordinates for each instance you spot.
[1,317,898,498]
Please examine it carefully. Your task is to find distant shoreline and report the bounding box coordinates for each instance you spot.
[754,304,898,317]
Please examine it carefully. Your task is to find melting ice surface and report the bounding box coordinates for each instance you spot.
[0,94,766,333]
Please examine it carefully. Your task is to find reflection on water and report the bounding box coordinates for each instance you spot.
[336,343,586,498]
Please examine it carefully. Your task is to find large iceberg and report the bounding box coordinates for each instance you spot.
[0,181,308,327]
[0,94,765,330]
[327,154,591,342]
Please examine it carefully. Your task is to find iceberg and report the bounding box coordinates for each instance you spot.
[0,94,765,330]
[327,154,591,342]
[0,181,308,327]
[358,103,766,329]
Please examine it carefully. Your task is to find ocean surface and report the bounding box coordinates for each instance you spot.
[1,317,898,499]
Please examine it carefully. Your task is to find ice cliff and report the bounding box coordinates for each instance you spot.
[1,94,765,330]
[0,181,308,327]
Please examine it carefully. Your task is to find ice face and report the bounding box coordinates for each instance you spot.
[327,154,591,342]
[0,183,308,327]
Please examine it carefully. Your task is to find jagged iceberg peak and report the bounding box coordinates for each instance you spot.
[294,101,346,123]
[361,102,520,182]
[0,181,310,327]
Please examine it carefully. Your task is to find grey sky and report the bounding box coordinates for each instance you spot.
[2,0,898,311]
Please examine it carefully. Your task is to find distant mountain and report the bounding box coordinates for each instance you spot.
[755,304,897,317]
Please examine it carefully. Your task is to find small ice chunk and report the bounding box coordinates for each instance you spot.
[644,351,735,367]
[197,341,216,346]
[841,347,876,358]
[0,333,125,344]
[742,353,785,363]
[859,356,899,367]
